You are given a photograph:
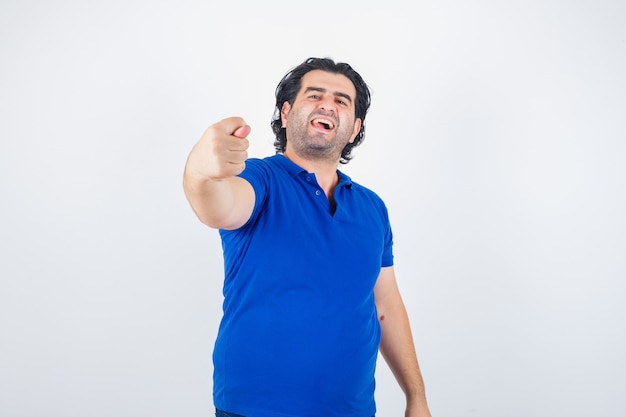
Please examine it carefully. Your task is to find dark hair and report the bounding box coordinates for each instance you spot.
[270,57,371,164]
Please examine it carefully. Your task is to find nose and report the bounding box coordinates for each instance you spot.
[317,96,337,113]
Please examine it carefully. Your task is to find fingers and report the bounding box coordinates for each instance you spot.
[215,117,251,151]
[219,117,249,138]
[196,117,251,180]
[233,124,251,139]
[220,118,250,156]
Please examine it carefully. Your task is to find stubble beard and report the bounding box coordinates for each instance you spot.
[285,113,350,164]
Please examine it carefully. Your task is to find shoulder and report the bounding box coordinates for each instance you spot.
[242,154,290,176]
[337,174,392,224]
[346,177,387,208]
[239,155,278,183]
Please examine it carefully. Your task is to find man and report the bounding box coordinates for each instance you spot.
[183,57,431,417]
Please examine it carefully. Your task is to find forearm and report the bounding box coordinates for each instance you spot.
[378,300,431,416]
[379,305,426,395]
[183,117,253,230]
[183,168,237,228]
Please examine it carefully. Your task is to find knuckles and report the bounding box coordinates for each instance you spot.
[198,121,249,180]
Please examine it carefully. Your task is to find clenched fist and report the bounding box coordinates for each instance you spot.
[186,116,251,182]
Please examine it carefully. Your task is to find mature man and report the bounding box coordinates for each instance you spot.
[184,57,431,417]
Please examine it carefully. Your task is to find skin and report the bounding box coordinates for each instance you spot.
[281,70,362,202]
[183,69,431,417]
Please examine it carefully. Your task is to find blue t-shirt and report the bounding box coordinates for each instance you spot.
[214,154,394,417]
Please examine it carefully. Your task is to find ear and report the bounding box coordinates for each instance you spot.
[281,102,291,128]
[348,118,362,143]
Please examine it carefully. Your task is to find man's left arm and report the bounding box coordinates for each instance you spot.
[374,266,432,417]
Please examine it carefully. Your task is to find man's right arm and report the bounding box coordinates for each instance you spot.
[183,117,256,230]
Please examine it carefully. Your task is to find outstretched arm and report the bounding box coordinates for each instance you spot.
[183,117,255,230]
[374,266,432,417]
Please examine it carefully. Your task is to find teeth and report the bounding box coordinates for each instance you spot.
[313,118,334,129]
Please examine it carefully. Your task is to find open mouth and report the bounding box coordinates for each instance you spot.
[312,118,335,130]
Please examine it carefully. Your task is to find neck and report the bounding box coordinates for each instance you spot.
[283,150,340,197]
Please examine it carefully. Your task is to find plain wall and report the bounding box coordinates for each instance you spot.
[1,0,625,416]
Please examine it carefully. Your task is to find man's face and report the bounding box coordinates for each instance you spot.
[281,70,361,163]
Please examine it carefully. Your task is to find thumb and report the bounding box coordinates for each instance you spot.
[233,124,251,139]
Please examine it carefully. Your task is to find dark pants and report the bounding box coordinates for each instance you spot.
[216,408,375,417]
[215,410,245,417]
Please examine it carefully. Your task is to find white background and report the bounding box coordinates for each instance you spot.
[1,1,625,416]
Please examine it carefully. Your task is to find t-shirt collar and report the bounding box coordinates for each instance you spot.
[272,154,353,188]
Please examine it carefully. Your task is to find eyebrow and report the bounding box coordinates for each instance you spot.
[304,86,353,105]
